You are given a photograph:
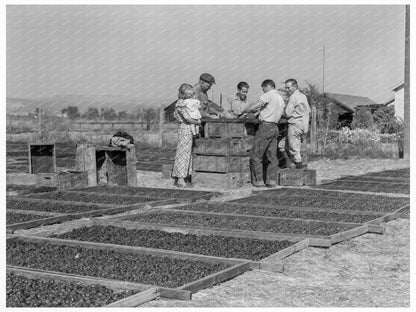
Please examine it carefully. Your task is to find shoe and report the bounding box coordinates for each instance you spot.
[185,182,194,188]
[252,183,265,188]
[283,151,296,169]
[266,184,276,188]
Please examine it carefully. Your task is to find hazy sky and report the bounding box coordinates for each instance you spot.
[7,5,405,104]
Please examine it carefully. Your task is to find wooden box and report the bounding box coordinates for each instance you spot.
[28,143,56,174]
[278,169,304,186]
[37,171,88,189]
[193,137,253,156]
[204,120,257,138]
[193,170,251,188]
[77,146,137,187]
[193,155,250,173]
[278,169,317,186]
[303,169,317,185]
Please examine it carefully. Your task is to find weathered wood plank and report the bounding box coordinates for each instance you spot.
[178,262,252,293]
[307,237,332,247]
[261,238,310,261]
[329,224,382,245]
[7,265,151,292]
[161,208,367,228]
[224,201,388,216]
[193,137,253,156]
[6,215,77,233]
[7,209,65,217]
[106,287,159,307]
[94,219,323,243]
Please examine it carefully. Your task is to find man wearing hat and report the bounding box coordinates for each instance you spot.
[194,73,230,118]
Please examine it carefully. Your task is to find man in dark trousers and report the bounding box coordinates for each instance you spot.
[239,79,285,187]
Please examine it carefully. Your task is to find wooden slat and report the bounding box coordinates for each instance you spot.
[254,261,285,273]
[223,201,389,216]
[241,193,410,203]
[178,262,252,293]
[162,208,367,228]
[307,237,332,247]
[93,219,325,243]
[6,214,77,233]
[311,186,410,198]
[7,265,151,291]
[106,288,159,307]
[260,238,310,262]
[7,209,65,217]
[329,224,383,245]
[10,196,118,208]
[6,198,178,232]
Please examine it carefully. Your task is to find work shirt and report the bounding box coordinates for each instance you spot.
[223,94,248,116]
[255,89,285,123]
[286,89,311,132]
[193,83,223,116]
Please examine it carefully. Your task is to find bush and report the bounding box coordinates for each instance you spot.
[373,106,404,135]
[351,108,374,129]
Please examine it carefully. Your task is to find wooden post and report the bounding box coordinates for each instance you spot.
[310,104,317,153]
[403,5,410,159]
[159,105,165,148]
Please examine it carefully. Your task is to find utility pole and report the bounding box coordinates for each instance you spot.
[403,5,410,159]
[322,45,325,93]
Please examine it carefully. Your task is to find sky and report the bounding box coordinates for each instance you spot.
[6,4,406,105]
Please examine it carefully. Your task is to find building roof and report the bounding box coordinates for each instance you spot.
[325,93,377,112]
[391,81,404,92]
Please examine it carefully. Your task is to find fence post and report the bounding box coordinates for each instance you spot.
[310,104,317,153]
[159,105,165,148]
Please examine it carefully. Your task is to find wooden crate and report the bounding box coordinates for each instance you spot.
[77,146,137,187]
[37,171,88,189]
[193,170,251,188]
[278,169,317,186]
[194,137,253,156]
[204,121,257,138]
[303,169,317,185]
[193,155,249,173]
[28,143,56,174]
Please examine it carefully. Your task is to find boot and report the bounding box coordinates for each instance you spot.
[295,162,303,169]
[283,151,295,169]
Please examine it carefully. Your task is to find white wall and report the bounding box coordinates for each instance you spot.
[394,87,404,120]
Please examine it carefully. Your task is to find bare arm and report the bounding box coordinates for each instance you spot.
[181,110,201,125]
[240,99,263,115]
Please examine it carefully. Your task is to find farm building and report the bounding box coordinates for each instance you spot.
[325,92,381,127]
[385,81,404,120]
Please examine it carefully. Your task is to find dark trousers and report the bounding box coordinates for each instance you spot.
[250,122,279,186]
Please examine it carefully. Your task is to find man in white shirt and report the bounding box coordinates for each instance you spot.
[239,79,285,187]
[281,78,311,169]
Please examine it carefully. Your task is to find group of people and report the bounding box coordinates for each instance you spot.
[171,73,311,188]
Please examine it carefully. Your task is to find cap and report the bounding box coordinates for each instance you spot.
[200,73,216,85]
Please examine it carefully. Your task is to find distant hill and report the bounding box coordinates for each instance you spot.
[6,95,172,115]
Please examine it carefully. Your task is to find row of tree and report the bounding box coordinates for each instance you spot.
[57,106,158,122]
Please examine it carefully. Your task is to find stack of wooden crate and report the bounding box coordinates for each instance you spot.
[192,119,257,188]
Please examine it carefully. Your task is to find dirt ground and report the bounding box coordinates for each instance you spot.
[12,157,411,308]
